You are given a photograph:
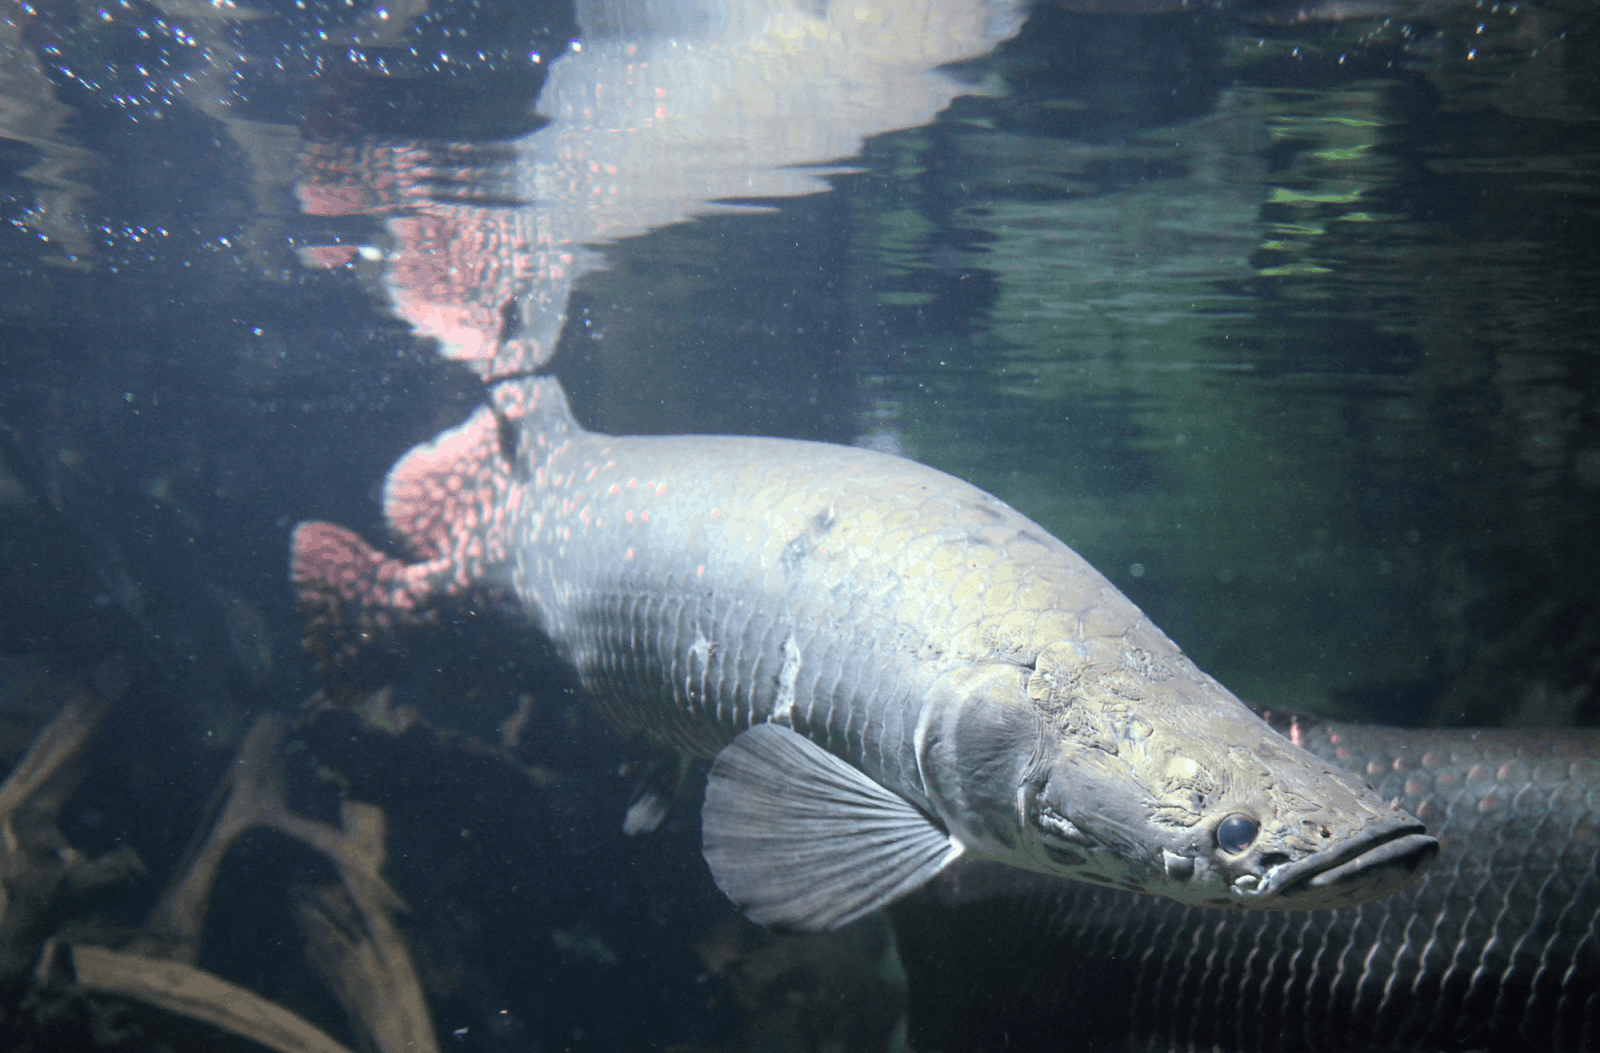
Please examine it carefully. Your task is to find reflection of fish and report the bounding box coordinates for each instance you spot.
[297,0,1033,381]
[291,374,1436,930]
[915,711,1600,1053]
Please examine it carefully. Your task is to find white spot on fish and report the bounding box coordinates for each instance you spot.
[771,634,802,725]
[688,628,714,716]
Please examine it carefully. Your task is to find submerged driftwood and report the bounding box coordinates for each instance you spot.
[67,942,356,1053]
[0,670,135,981]
[0,673,435,1053]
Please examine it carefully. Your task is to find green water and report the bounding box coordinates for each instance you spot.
[894,7,1599,725]
[575,3,1600,727]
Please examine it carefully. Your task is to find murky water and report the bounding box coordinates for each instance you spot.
[2,0,1598,1048]
[894,5,1600,726]
[6,0,1597,730]
[557,2,1600,727]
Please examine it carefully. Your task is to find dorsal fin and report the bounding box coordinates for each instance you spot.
[382,406,510,562]
[294,403,519,620]
[292,376,583,654]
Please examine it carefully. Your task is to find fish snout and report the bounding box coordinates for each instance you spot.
[1256,817,1439,909]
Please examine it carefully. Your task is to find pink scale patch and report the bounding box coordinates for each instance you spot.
[292,522,442,612]
[296,393,528,635]
[383,407,502,561]
[298,245,359,269]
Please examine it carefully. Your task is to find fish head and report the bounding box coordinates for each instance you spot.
[921,628,1437,911]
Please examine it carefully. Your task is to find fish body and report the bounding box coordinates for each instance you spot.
[913,713,1600,1052]
[292,376,1436,929]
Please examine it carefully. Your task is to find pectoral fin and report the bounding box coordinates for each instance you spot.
[702,722,963,931]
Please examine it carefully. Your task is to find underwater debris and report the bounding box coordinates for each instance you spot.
[0,667,351,1052]
[295,801,439,1053]
[65,941,357,1053]
[141,712,404,959]
[696,912,909,1053]
[0,672,438,1053]
[117,711,433,1052]
[0,668,136,982]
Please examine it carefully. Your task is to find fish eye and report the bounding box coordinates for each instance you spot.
[1216,813,1259,855]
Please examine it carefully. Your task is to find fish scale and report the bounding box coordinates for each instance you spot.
[293,374,1439,930]
[916,714,1600,1052]
[659,474,1129,791]
[515,425,1026,801]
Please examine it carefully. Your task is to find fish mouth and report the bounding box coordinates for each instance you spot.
[1255,822,1439,910]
